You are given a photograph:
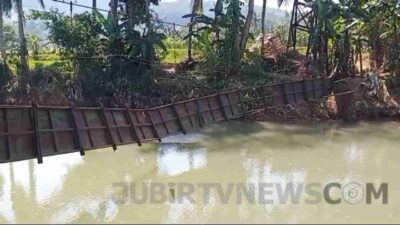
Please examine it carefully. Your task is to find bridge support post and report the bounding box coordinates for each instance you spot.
[70,103,85,156]
[31,102,43,164]
[125,106,142,146]
[100,106,117,151]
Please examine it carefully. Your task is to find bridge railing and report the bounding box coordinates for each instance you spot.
[0,77,331,164]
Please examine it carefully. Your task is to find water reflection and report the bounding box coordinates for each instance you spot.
[0,121,399,223]
[157,143,207,176]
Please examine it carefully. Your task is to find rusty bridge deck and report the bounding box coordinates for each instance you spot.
[0,78,330,164]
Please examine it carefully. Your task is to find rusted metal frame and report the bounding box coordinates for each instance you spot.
[182,102,195,128]
[240,96,265,103]
[205,97,218,122]
[132,110,147,140]
[31,103,44,164]
[149,103,174,110]
[0,131,35,135]
[291,82,298,104]
[70,105,85,156]
[156,108,170,135]
[261,86,268,113]
[81,109,95,148]
[311,79,316,99]
[47,109,58,152]
[238,89,246,118]
[226,92,236,118]
[110,110,124,144]
[145,108,162,142]
[172,102,186,134]
[3,109,11,160]
[100,107,117,151]
[302,79,309,102]
[282,82,289,105]
[321,78,328,96]
[297,9,310,29]
[174,98,196,105]
[0,105,32,109]
[195,97,204,128]
[76,106,102,110]
[37,105,71,109]
[125,108,142,146]
[217,92,228,121]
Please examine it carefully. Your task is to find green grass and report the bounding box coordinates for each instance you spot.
[29,59,59,68]
[161,48,187,64]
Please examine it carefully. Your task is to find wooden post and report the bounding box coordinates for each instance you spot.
[217,93,228,121]
[125,107,142,146]
[100,107,117,151]
[172,102,186,135]
[31,102,43,164]
[196,97,203,128]
[146,108,161,142]
[70,104,85,156]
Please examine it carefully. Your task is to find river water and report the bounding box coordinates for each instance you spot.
[0,121,399,223]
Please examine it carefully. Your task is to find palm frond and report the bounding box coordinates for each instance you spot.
[191,0,203,14]
[38,0,45,9]
[1,0,13,16]
[277,0,284,7]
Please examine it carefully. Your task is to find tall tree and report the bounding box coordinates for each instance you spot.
[261,0,267,55]
[0,0,12,62]
[92,0,96,10]
[239,0,254,58]
[110,0,117,28]
[188,0,203,60]
[14,0,44,76]
[15,0,28,75]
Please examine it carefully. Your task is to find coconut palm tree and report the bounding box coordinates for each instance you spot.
[187,0,203,60]
[0,0,12,62]
[261,0,267,55]
[14,0,45,76]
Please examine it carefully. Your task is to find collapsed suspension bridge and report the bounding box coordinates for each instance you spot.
[0,78,330,164]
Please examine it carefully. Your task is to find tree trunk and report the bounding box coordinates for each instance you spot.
[0,8,7,62]
[126,0,136,30]
[16,0,29,76]
[239,0,254,59]
[188,23,193,60]
[92,0,97,10]
[230,0,241,75]
[145,0,154,65]
[110,0,118,28]
[261,0,267,55]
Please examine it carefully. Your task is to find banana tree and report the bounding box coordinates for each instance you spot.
[187,0,204,60]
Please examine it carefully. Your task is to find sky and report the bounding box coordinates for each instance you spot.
[20,0,291,15]
[2,0,291,23]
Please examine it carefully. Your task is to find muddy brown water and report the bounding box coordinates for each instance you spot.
[0,121,399,223]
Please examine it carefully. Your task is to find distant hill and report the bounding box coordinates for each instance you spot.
[5,0,291,41]
[154,0,291,27]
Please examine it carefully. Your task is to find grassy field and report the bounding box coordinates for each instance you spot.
[160,48,187,64]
